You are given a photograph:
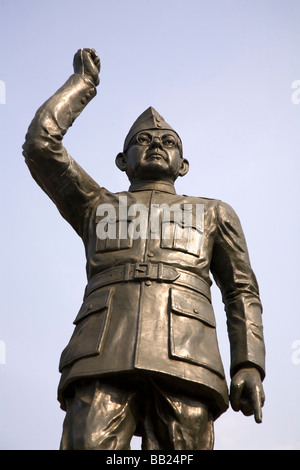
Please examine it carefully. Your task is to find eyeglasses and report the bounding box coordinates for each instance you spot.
[135,132,179,149]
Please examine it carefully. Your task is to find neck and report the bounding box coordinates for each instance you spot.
[131,177,175,185]
[128,179,177,194]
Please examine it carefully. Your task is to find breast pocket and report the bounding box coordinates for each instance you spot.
[169,288,225,378]
[161,205,204,257]
[95,215,133,252]
[59,288,113,371]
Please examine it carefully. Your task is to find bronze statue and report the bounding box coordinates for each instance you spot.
[23,48,265,450]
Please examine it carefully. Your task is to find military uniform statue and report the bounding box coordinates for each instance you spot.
[23,48,265,450]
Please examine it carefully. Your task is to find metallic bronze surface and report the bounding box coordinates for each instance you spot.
[23,48,265,450]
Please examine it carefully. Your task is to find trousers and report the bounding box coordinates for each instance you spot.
[59,374,214,450]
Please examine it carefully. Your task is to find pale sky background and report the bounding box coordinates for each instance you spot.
[1,0,300,450]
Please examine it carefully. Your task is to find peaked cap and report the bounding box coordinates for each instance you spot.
[123,107,182,152]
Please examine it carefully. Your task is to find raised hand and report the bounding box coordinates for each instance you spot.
[73,48,100,86]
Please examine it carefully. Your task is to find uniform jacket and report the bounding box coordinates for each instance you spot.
[23,73,265,419]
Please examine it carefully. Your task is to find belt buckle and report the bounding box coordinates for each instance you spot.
[134,262,151,279]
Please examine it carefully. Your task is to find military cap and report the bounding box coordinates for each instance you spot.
[123,106,182,153]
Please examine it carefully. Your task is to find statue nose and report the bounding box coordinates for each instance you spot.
[149,137,163,149]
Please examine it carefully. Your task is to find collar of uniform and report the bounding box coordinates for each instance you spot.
[129,181,177,194]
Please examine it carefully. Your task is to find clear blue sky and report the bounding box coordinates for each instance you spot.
[1,0,300,449]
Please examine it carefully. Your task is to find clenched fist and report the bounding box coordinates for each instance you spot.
[73,48,100,86]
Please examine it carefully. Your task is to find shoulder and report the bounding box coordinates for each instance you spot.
[181,193,241,224]
[215,200,239,219]
[181,194,235,213]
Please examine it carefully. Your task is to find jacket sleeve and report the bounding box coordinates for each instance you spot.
[210,201,265,380]
[22,73,100,236]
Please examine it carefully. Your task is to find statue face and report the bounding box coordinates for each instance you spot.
[123,129,184,183]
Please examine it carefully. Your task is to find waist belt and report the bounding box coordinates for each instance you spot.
[85,262,211,302]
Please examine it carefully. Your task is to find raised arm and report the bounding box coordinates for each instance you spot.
[22,49,101,235]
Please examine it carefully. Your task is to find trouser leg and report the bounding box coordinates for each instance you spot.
[60,379,138,450]
[141,377,214,450]
[59,375,215,451]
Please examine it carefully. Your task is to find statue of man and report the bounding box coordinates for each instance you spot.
[23,48,265,450]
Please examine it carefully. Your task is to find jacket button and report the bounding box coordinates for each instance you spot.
[145,280,152,286]
[193,308,199,314]
[147,252,154,257]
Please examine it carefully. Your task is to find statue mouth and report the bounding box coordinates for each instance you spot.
[146,152,166,161]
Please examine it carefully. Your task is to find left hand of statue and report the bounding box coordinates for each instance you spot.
[230,367,265,423]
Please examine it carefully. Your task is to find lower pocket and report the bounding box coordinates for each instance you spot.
[169,288,225,378]
[59,288,112,371]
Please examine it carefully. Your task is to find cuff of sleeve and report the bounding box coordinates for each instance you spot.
[230,361,266,381]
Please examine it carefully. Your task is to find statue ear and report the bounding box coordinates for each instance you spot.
[178,158,189,177]
[115,152,127,172]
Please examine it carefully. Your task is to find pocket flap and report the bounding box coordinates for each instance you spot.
[162,204,204,231]
[74,288,111,324]
[170,288,216,327]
